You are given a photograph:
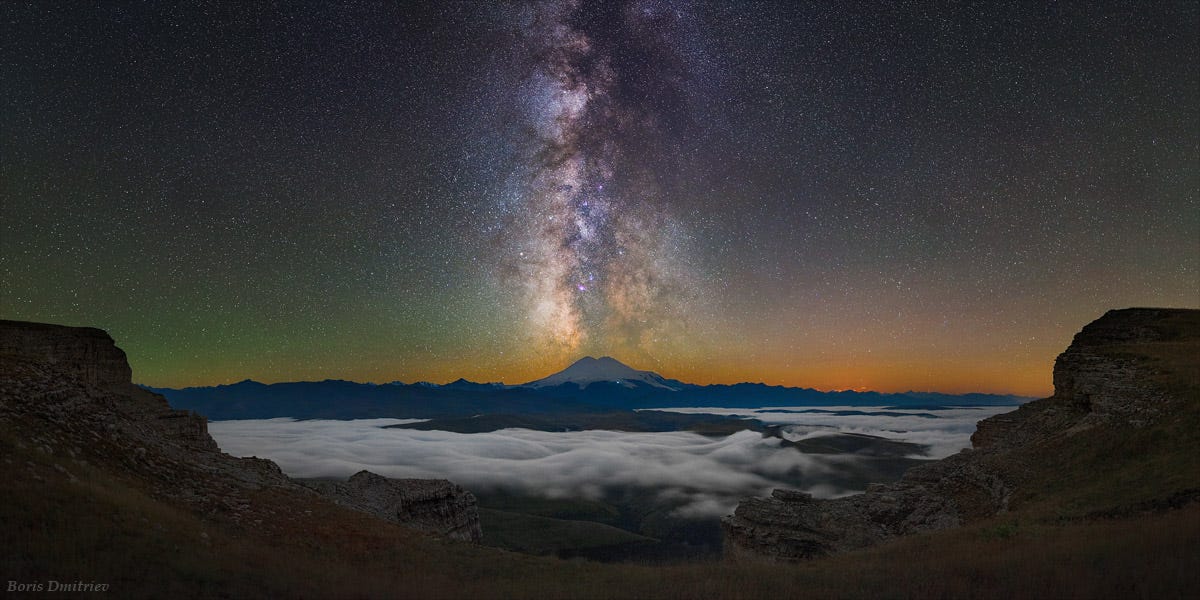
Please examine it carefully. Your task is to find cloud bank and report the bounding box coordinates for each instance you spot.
[209,406,1008,517]
[654,405,1014,458]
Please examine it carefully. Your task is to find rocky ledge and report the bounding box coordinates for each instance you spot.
[299,471,482,542]
[0,319,481,543]
[1,320,133,392]
[722,308,1200,561]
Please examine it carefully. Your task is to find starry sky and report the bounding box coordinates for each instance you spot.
[2,1,1197,396]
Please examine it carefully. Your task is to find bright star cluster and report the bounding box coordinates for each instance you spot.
[2,1,1197,396]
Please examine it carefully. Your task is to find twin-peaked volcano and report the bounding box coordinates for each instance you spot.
[523,356,681,391]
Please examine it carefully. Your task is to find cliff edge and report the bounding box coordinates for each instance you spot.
[299,471,482,543]
[0,319,480,543]
[722,308,1200,561]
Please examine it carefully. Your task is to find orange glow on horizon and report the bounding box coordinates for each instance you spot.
[140,350,1056,399]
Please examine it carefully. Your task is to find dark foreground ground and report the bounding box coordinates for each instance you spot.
[3,446,1197,599]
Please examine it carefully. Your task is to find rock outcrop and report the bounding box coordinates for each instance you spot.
[1,320,133,392]
[299,471,482,543]
[0,319,481,542]
[723,308,1200,561]
[1048,307,1177,427]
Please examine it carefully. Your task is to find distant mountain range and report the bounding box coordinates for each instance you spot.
[147,356,1031,421]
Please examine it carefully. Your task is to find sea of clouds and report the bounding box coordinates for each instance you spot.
[655,405,1014,459]
[208,405,1013,518]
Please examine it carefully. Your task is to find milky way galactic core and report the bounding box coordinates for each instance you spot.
[502,1,710,359]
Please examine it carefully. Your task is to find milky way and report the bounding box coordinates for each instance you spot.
[2,2,1196,392]
[498,0,710,361]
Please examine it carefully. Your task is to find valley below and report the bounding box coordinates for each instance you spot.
[207,405,996,563]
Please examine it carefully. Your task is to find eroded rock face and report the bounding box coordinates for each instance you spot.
[723,308,1198,562]
[1,320,220,454]
[0,320,298,512]
[722,450,1007,561]
[1,320,132,392]
[299,471,483,543]
[0,319,481,542]
[1050,308,1176,427]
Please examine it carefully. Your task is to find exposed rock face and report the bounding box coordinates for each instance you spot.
[723,308,1199,562]
[1048,307,1176,427]
[0,319,481,542]
[0,319,298,529]
[299,471,482,543]
[1,320,132,392]
[1,319,221,455]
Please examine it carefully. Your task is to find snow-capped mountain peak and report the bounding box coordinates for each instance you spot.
[523,356,680,390]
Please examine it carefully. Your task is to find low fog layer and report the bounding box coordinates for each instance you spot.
[209,406,1006,517]
[654,405,1015,458]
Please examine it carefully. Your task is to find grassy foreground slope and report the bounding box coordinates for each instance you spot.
[3,440,1196,599]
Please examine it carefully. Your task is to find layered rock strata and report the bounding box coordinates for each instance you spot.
[722,308,1199,561]
[1,320,133,392]
[299,471,482,542]
[0,319,481,542]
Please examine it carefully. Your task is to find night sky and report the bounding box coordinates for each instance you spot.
[3,1,1197,396]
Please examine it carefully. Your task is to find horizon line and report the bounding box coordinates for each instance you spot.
[138,375,1040,398]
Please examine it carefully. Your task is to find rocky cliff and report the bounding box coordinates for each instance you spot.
[300,471,482,543]
[1,320,133,392]
[0,319,481,543]
[722,308,1200,561]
